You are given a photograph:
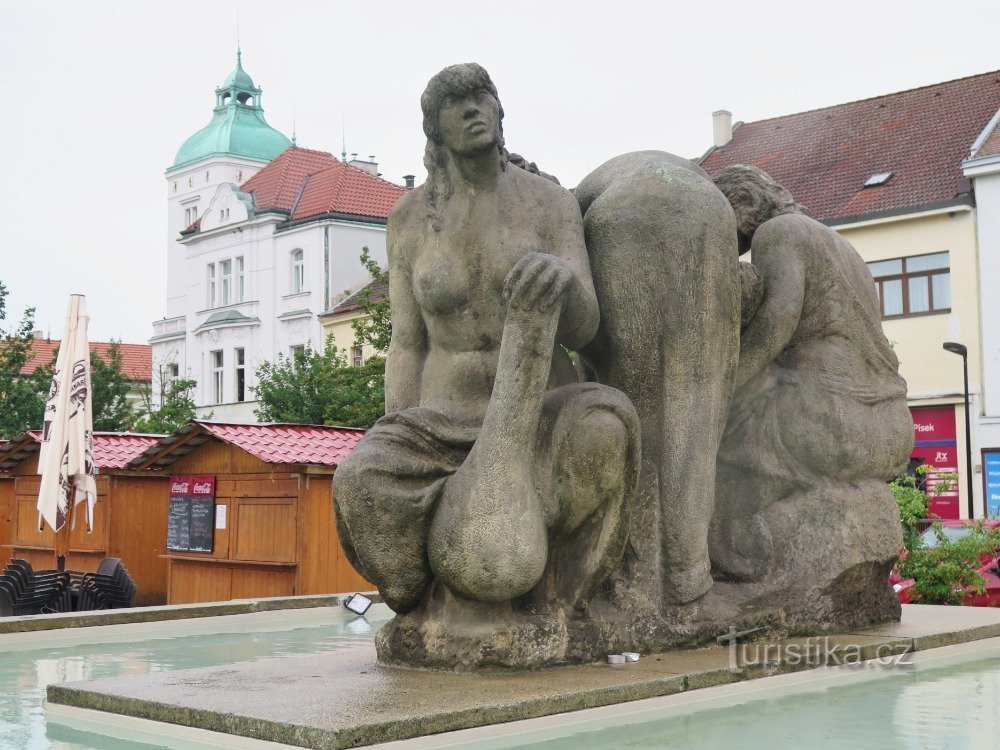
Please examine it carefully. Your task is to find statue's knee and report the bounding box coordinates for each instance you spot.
[565,409,629,482]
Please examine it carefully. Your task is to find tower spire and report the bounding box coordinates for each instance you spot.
[292,101,297,146]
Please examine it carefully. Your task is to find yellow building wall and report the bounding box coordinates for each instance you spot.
[320,311,370,361]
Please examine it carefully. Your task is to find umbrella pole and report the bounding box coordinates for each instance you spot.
[54,502,74,572]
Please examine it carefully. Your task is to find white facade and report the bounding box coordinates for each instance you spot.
[152,156,389,421]
[964,151,1000,456]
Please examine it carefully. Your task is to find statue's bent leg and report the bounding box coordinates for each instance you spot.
[332,409,476,613]
[529,383,641,612]
[428,304,561,603]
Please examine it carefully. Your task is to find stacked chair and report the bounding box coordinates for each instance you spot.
[0,557,137,616]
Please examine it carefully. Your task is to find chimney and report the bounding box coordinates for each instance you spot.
[348,155,379,175]
[713,110,733,148]
[403,175,415,190]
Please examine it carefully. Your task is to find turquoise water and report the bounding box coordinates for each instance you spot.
[0,610,390,750]
[5,610,1000,749]
[459,655,1000,749]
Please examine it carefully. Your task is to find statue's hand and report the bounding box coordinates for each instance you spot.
[503,252,573,313]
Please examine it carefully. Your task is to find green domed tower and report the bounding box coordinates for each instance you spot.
[171,50,292,170]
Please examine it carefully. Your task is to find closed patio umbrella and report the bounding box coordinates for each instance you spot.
[36,294,96,571]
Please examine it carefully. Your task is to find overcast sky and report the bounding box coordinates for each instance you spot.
[1,0,999,342]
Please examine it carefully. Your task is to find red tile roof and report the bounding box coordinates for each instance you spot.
[22,341,152,381]
[92,434,163,469]
[976,118,1000,158]
[239,146,407,223]
[700,71,1000,222]
[0,431,164,472]
[329,278,388,315]
[127,420,366,470]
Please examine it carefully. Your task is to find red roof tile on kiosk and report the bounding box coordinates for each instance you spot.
[196,422,364,465]
[22,340,152,381]
[700,71,1000,222]
[92,434,163,469]
[0,432,164,472]
[239,146,407,222]
[125,421,366,470]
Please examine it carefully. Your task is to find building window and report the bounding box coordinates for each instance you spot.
[351,345,363,367]
[172,181,177,193]
[236,256,245,301]
[206,263,216,307]
[868,252,950,319]
[235,348,246,402]
[211,350,224,404]
[219,207,230,221]
[290,344,306,359]
[165,362,180,393]
[220,259,232,306]
[236,169,243,181]
[290,249,305,294]
[184,206,199,225]
[205,170,210,183]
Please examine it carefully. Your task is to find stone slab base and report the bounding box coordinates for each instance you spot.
[47,604,1000,749]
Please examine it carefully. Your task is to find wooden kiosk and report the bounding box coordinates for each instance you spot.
[126,421,372,605]
[0,432,168,605]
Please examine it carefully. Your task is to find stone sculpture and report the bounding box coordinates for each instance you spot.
[332,65,913,669]
[709,165,912,628]
[333,64,641,667]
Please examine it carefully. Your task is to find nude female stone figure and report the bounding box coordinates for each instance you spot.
[332,64,639,654]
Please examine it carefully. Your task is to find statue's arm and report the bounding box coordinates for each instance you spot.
[550,189,599,349]
[735,219,806,390]
[384,212,427,414]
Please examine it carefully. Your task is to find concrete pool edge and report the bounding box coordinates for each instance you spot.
[45,604,1000,749]
[0,591,381,634]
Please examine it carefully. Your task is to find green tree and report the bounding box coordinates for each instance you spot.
[88,342,135,431]
[350,246,391,353]
[0,280,46,439]
[133,377,199,434]
[253,340,385,428]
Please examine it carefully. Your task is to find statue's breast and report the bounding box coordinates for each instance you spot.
[413,250,473,315]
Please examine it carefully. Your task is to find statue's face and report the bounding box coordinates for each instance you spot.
[437,88,501,155]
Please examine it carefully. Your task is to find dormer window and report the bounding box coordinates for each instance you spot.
[864,171,893,188]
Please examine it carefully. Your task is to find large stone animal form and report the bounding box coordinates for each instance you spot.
[575,151,741,607]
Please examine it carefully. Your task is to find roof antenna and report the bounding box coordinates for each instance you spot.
[341,113,347,162]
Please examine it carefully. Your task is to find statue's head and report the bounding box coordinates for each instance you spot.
[421,63,505,158]
[712,165,802,254]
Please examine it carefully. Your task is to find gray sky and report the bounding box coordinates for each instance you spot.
[1,0,999,342]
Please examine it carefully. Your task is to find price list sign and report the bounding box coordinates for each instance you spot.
[167,475,217,553]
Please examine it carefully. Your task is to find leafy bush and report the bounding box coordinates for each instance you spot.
[896,522,1000,605]
[891,465,1000,605]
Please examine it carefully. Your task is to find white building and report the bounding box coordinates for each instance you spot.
[963,111,1000,515]
[152,53,407,420]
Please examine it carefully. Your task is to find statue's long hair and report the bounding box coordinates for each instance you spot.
[712,165,804,254]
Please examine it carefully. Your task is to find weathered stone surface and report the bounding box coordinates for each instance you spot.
[709,165,912,631]
[332,63,641,667]
[331,68,908,670]
[46,606,998,749]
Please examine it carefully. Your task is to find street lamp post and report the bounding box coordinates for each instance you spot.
[943,342,975,519]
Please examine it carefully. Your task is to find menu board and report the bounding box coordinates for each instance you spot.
[167,475,216,553]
